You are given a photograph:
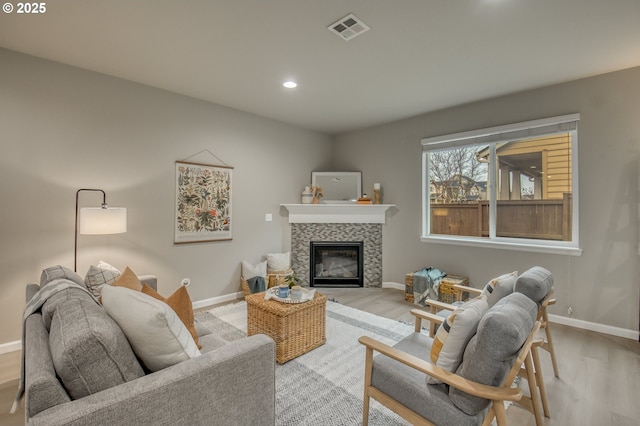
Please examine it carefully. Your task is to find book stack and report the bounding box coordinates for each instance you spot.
[356,197,372,205]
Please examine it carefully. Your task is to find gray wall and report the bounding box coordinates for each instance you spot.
[1,46,638,344]
[333,67,640,332]
[0,48,332,344]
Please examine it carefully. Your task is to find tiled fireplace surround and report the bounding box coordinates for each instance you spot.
[290,223,382,288]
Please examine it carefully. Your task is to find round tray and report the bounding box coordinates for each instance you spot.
[267,287,313,304]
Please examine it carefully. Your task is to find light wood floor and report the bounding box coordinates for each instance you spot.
[2,287,639,425]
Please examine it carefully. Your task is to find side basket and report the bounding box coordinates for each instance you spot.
[404,273,469,304]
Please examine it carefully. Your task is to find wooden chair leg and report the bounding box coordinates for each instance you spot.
[493,402,507,426]
[531,342,550,417]
[524,354,544,426]
[362,348,373,426]
[542,309,560,378]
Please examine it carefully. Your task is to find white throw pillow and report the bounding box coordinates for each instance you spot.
[101,285,201,372]
[267,252,290,272]
[84,261,121,298]
[481,271,518,307]
[429,295,489,384]
[241,260,267,279]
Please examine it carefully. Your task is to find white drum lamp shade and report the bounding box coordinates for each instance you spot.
[80,207,127,234]
[74,188,127,272]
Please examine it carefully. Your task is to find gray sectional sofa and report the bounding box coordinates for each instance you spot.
[21,266,276,425]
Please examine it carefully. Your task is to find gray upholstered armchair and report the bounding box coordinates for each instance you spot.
[359,291,541,426]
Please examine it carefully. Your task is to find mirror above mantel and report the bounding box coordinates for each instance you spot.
[311,171,361,203]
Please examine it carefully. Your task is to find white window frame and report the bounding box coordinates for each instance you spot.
[421,114,582,256]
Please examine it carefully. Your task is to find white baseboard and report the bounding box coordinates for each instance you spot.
[0,340,21,355]
[382,281,405,291]
[193,291,243,310]
[548,314,638,340]
[383,280,639,341]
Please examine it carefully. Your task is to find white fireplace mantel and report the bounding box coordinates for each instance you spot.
[281,204,394,224]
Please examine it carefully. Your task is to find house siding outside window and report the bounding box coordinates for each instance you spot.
[421,114,581,256]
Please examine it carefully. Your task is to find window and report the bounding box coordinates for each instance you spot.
[421,114,581,255]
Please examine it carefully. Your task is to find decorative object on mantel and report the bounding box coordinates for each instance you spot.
[312,185,323,204]
[357,194,372,204]
[175,150,233,243]
[373,183,381,204]
[301,186,314,204]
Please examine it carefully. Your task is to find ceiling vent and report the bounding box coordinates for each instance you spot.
[328,13,370,41]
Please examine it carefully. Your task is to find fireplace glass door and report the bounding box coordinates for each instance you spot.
[310,241,363,287]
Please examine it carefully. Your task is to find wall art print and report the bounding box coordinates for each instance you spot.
[175,161,233,243]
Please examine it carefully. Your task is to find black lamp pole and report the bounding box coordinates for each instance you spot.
[74,189,107,272]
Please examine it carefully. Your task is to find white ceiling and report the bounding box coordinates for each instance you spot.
[2,0,640,135]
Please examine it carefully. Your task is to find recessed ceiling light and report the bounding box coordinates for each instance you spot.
[283,81,297,89]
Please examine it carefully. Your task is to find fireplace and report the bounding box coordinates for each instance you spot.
[310,241,364,287]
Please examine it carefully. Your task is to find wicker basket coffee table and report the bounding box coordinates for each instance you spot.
[246,291,326,364]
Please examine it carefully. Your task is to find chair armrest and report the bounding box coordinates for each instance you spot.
[413,300,456,336]
[420,299,457,312]
[27,335,276,426]
[452,284,482,295]
[358,336,522,402]
[410,308,445,332]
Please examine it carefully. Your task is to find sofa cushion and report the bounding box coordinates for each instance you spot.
[514,266,553,304]
[84,261,121,297]
[429,296,489,384]
[450,292,537,415]
[40,265,87,289]
[372,333,481,426]
[40,269,97,331]
[198,332,230,353]
[480,271,517,307]
[111,266,143,291]
[24,313,71,416]
[102,285,201,372]
[48,297,145,400]
[142,283,201,349]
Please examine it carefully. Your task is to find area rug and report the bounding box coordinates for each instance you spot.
[195,300,414,425]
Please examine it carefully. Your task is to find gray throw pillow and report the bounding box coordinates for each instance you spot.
[41,285,96,331]
[449,292,537,415]
[40,265,86,289]
[49,297,145,400]
[514,266,553,304]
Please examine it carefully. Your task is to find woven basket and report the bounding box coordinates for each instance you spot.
[241,269,295,298]
[404,273,469,304]
[245,291,326,364]
[266,268,294,288]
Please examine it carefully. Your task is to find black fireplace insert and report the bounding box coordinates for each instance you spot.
[310,241,364,287]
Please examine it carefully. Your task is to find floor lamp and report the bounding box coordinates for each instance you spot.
[74,189,127,272]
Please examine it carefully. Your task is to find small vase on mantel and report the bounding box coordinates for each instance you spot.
[302,186,314,204]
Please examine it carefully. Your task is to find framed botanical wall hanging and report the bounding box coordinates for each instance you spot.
[175,161,233,243]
